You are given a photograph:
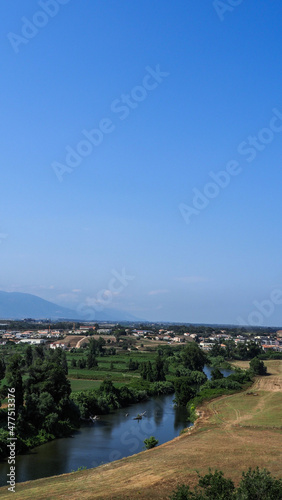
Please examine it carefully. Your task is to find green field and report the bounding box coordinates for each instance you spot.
[1,360,281,500]
[68,369,140,384]
[209,390,282,428]
[67,349,159,387]
[210,360,282,428]
[69,379,102,392]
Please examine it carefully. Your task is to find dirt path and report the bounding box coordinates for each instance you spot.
[0,361,281,500]
[76,336,88,348]
[209,360,281,429]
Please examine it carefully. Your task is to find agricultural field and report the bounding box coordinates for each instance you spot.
[69,378,132,392]
[66,349,160,387]
[69,379,102,392]
[1,360,281,500]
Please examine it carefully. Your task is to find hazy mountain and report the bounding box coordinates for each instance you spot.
[0,291,140,321]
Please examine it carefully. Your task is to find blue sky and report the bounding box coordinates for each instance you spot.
[1,0,282,325]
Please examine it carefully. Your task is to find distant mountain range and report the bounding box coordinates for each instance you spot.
[0,291,140,322]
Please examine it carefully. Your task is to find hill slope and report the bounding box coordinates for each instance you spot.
[0,360,281,499]
[0,291,139,321]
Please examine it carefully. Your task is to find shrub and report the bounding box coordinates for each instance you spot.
[169,468,282,500]
[249,358,267,376]
[144,436,158,449]
[236,467,282,500]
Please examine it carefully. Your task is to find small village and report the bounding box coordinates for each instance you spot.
[1,321,282,353]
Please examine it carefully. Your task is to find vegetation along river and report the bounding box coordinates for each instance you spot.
[0,366,232,485]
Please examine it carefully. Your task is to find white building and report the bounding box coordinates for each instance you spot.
[50,343,67,350]
[19,339,46,345]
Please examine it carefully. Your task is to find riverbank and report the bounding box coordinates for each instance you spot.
[0,392,189,486]
[0,359,281,499]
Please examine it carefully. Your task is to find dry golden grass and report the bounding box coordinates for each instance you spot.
[0,360,281,500]
[55,335,85,347]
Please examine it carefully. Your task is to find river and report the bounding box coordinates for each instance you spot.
[0,393,190,486]
[0,366,232,486]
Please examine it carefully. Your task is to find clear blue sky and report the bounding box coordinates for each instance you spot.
[1,0,282,326]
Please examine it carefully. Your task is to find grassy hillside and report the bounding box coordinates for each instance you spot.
[0,360,281,499]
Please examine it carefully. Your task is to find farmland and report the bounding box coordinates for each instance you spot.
[66,347,170,387]
[0,359,281,500]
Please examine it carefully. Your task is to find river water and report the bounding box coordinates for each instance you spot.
[0,366,233,486]
[0,393,190,486]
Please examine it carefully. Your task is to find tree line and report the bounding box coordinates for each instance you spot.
[170,467,282,500]
[0,346,79,457]
[0,340,269,458]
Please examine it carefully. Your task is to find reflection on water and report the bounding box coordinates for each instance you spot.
[0,393,190,486]
[153,399,164,425]
[174,405,188,429]
[0,365,232,486]
[203,365,234,379]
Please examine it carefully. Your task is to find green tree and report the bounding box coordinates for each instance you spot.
[249,357,267,375]
[181,343,207,372]
[189,370,208,386]
[236,467,282,500]
[25,392,56,428]
[97,337,106,354]
[6,354,24,414]
[197,469,235,499]
[211,368,224,381]
[140,361,154,382]
[174,377,196,406]
[223,339,236,359]
[144,436,158,449]
[236,343,248,360]
[49,348,68,374]
[88,338,98,354]
[25,345,33,367]
[78,358,86,369]
[25,360,71,405]
[44,412,59,434]
[169,468,282,500]
[247,341,263,359]
[87,351,97,369]
[99,379,115,395]
[210,342,226,357]
[34,344,45,361]
[128,358,139,371]
[170,469,235,499]
[0,358,5,380]
[154,356,166,381]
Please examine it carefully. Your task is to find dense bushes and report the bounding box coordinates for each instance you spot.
[73,384,146,417]
[186,371,253,419]
[72,379,174,417]
[249,358,267,375]
[173,369,208,407]
[144,436,158,449]
[149,381,174,395]
[0,349,80,458]
[201,379,242,391]
[170,468,282,500]
[174,377,197,407]
[258,351,282,360]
